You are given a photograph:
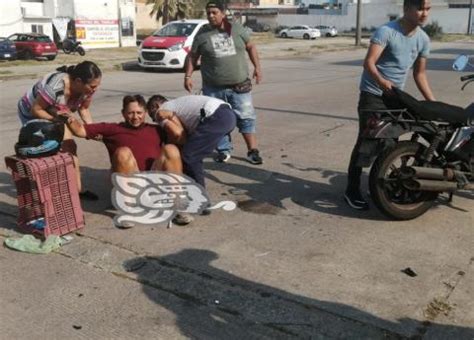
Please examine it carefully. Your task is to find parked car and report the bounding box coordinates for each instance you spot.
[138,19,207,70]
[279,25,321,40]
[312,25,338,37]
[7,33,57,60]
[0,37,17,60]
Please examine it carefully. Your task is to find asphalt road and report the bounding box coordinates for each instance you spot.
[0,41,473,339]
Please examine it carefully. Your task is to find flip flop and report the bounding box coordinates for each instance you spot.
[79,190,99,201]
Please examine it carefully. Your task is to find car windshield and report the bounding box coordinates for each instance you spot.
[33,36,52,42]
[154,23,198,37]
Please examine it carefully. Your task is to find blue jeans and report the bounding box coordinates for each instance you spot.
[182,105,236,187]
[202,84,256,154]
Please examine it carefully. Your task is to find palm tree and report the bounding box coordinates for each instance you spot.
[146,0,208,24]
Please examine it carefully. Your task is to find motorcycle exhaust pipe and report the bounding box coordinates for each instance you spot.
[404,179,474,192]
[408,166,461,181]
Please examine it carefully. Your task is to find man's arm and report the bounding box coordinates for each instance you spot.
[245,41,262,84]
[413,57,435,101]
[363,43,394,93]
[156,110,187,145]
[78,96,93,124]
[184,52,200,93]
[66,116,87,138]
[31,96,59,120]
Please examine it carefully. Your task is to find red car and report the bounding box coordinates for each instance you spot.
[8,33,58,60]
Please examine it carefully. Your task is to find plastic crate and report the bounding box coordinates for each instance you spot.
[5,153,85,237]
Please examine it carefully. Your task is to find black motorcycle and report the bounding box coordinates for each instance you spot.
[363,55,474,220]
[62,38,85,56]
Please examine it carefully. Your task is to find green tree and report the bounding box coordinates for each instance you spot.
[146,0,208,24]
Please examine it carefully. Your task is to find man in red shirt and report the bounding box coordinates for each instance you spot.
[66,94,192,226]
[67,94,181,174]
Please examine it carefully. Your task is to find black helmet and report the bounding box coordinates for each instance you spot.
[15,119,64,158]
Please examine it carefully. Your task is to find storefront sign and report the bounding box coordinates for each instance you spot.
[75,19,119,47]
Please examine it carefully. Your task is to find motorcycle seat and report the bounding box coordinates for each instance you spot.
[393,88,471,125]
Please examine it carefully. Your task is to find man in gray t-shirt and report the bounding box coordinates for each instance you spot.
[344,0,435,210]
[184,0,263,166]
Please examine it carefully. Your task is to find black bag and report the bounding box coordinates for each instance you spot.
[232,78,252,94]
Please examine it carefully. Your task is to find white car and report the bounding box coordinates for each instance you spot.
[313,25,338,37]
[279,25,321,40]
[138,19,207,69]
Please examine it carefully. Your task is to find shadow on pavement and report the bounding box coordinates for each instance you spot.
[204,159,388,221]
[124,249,474,339]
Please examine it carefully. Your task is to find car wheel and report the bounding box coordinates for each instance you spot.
[303,33,310,40]
[47,55,56,61]
[326,33,332,37]
[23,50,34,60]
[280,32,287,38]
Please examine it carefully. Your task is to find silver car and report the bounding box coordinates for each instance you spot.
[279,25,321,40]
[313,25,338,37]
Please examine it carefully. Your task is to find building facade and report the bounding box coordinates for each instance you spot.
[0,0,137,48]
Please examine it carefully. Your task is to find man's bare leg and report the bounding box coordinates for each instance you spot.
[152,144,183,173]
[111,147,139,174]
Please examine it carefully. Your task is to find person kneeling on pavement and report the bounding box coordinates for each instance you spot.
[146,94,237,193]
[65,94,194,227]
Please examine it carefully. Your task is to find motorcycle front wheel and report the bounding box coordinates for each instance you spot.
[77,46,85,56]
[369,141,438,220]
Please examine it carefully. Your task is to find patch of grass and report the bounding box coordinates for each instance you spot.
[0,70,13,75]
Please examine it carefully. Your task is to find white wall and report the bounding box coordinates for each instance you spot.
[22,19,54,39]
[55,0,75,18]
[136,2,161,31]
[430,8,473,34]
[0,0,23,36]
[74,0,118,20]
[21,3,45,17]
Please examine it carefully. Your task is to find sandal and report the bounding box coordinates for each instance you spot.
[79,190,99,201]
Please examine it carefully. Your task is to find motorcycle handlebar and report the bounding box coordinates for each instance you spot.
[461,74,474,81]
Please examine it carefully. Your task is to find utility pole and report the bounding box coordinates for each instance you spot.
[468,0,473,35]
[355,0,362,46]
[117,0,122,47]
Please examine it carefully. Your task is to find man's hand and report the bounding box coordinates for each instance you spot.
[379,79,394,95]
[184,77,193,93]
[253,67,262,84]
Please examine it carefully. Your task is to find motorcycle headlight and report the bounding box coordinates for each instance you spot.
[168,43,184,52]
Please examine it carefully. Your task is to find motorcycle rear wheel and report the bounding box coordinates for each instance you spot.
[369,141,438,220]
